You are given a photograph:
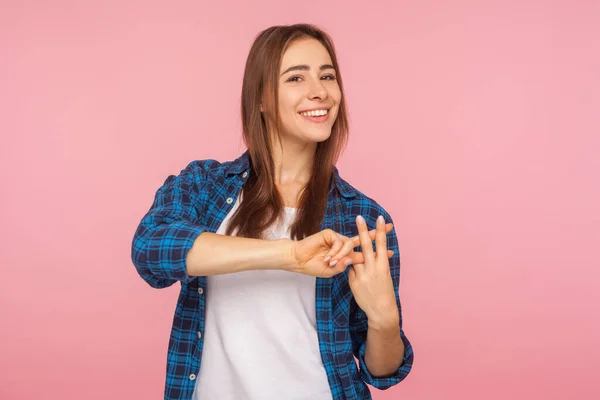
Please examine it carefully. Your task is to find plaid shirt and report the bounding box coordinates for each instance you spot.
[131,150,414,400]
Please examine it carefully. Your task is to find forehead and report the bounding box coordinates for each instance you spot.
[280,38,333,69]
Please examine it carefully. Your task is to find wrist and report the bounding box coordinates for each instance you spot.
[367,311,400,333]
[277,238,297,271]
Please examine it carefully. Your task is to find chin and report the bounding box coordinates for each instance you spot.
[310,134,331,143]
[306,131,333,143]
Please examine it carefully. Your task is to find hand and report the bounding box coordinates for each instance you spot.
[348,215,400,327]
[288,224,395,278]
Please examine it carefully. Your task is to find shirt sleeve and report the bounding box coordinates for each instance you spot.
[349,212,415,390]
[130,160,209,288]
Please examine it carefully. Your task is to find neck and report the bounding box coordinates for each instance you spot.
[269,134,316,185]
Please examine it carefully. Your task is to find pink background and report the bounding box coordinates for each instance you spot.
[1,1,599,399]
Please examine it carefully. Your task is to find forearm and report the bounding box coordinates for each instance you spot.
[364,316,405,377]
[186,232,295,276]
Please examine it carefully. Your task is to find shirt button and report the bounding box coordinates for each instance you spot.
[197,287,204,295]
[242,171,248,178]
[197,331,202,339]
[226,197,233,204]
[189,373,197,381]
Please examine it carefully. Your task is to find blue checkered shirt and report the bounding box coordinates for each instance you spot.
[131,150,414,399]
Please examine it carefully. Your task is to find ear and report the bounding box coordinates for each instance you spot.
[260,103,264,112]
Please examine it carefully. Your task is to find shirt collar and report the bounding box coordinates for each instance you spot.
[226,149,356,199]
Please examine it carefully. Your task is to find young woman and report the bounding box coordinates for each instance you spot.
[131,23,414,400]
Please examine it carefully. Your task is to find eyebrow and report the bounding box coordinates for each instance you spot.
[280,64,335,76]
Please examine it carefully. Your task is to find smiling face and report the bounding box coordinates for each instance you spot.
[266,37,342,145]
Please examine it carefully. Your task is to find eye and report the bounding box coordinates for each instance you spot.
[286,74,337,83]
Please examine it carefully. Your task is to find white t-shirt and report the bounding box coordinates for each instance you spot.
[192,195,333,400]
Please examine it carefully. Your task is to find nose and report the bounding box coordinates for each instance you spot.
[307,78,328,101]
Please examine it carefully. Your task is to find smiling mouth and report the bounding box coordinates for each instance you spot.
[298,109,330,123]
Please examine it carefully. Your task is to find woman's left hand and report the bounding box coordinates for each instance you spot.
[348,214,400,328]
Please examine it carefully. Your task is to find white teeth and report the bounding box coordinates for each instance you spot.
[300,109,328,117]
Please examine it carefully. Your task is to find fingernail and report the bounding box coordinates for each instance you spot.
[329,259,338,267]
[324,256,331,263]
[356,215,364,225]
[344,259,352,266]
[377,215,384,224]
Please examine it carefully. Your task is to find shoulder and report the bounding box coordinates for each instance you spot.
[180,151,249,181]
[174,157,231,184]
[180,158,223,176]
[336,175,394,225]
[337,177,401,255]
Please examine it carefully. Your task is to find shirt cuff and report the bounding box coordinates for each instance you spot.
[137,220,206,285]
[357,329,414,390]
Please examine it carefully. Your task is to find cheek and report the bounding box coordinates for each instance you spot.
[278,93,298,115]
[333,90,343,113]
[279,104,298,122]
[331,85,342,103]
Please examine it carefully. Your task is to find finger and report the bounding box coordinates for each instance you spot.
[329,237,359,266]
[323,237,344,266]
[320,256,344,277]
[350,223,392,244]
[350,223,393,247]
[328,223,395,267]
[375,215,388,260]
[323,255,354,277]
[351,249,394,265]
[322,268,338,278]
[356,215,375,264]
[351,262,365,276]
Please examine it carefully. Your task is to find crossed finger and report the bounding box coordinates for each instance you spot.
[324,223,393,267]
[353,215,389,276]
[356,215,375,266]
[374,215,388,260]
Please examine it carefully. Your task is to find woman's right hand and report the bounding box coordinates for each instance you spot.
[286,224,395,278]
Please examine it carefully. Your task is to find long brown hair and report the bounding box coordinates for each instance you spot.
[225,23,349,240]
